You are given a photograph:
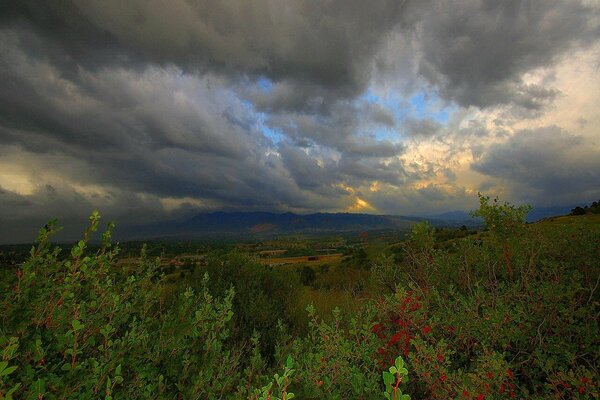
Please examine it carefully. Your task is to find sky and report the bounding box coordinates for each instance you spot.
[1,0,600,242]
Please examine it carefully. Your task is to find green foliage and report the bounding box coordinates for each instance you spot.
[0,337,21,400]
[299,265,317,286]
[470,193,532,278]
[470,193,531,238]
[197,251,301,356]
[1,193,598,399]
[285,304,386,399]
[365,195,599,399]
[251,356,295,400]
[1,213,244,398]
[396,221,440,288]
[382,356,410,400]
[571,206,587,216]
[409,221,435,252]
[571,200,600,215]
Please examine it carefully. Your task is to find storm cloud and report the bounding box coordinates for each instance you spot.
[1,0,599,242]
[472,126,600,205]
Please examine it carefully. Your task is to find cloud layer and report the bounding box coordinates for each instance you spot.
[1,0,599,242]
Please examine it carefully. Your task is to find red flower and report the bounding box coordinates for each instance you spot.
[423,325,432,335]
[439,374,447,382]
[580,377,589,384]
[476,394,484,400]
[486,372,494,379]
[579,386,585,394]
[436,353,444,362]
[506,369,514,379]
[462,390,469,397]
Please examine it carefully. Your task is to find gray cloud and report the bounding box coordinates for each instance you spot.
[0,181,170,243]
[1,0,410,95]
[1,0,600,242]
[0,38,334,208]
[3,0,598,111]
[403,117,442,137]
[472,126,600,204]
[263,100,404,158]
[408,0,600,108]
[0,34,401,236]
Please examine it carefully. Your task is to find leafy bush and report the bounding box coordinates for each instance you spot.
[0,213,248,398]
[1,192,598,399]
[470,193,532,279]
[0,213,409,399]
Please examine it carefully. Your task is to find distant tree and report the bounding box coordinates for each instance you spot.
[410,221,435,252]
[470,193,531,279]
[571,206,586,216]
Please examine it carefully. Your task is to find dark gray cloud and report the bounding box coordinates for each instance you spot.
[0,181,170,243]
[1,0,599,242]
[0,37,342,211]
[3,0,598,111]
[263,100,404,157]
[1,0,409,94]
[1,32,396,238]
[408,0,600,108]
[403,117,442,137]
[472,126,600,204]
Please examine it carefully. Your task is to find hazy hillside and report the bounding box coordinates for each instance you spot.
[122,211,419,240]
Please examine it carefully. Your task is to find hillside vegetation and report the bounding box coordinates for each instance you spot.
[0,195,598,399]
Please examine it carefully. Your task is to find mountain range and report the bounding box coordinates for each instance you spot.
[117,204,576,241]
[119,211,473,241]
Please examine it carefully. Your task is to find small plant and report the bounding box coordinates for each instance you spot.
[0,337,20,400]
[252,356,295,400]
[382,356,410,400]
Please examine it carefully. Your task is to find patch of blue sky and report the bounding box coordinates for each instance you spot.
[220,87,283,144]
[253,108,285,144]
[410,92,428,116]
[355,91,401,143]
[372,126,399,142]
[261,124,285,144]
[366,91,410,123]
[356,90,405,142]
[357,88,459,143]
[360,90,381,104]
[409,91,455,124]
[362,88,456,126]
[257,76,274,93]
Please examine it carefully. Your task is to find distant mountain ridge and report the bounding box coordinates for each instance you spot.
[117,204,576,241]
[126,211,421,240]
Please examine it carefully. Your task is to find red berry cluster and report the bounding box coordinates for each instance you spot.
[371,291,428,366]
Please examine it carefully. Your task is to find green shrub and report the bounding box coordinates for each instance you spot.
[0,213,244,398]
[1,192,598,399]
